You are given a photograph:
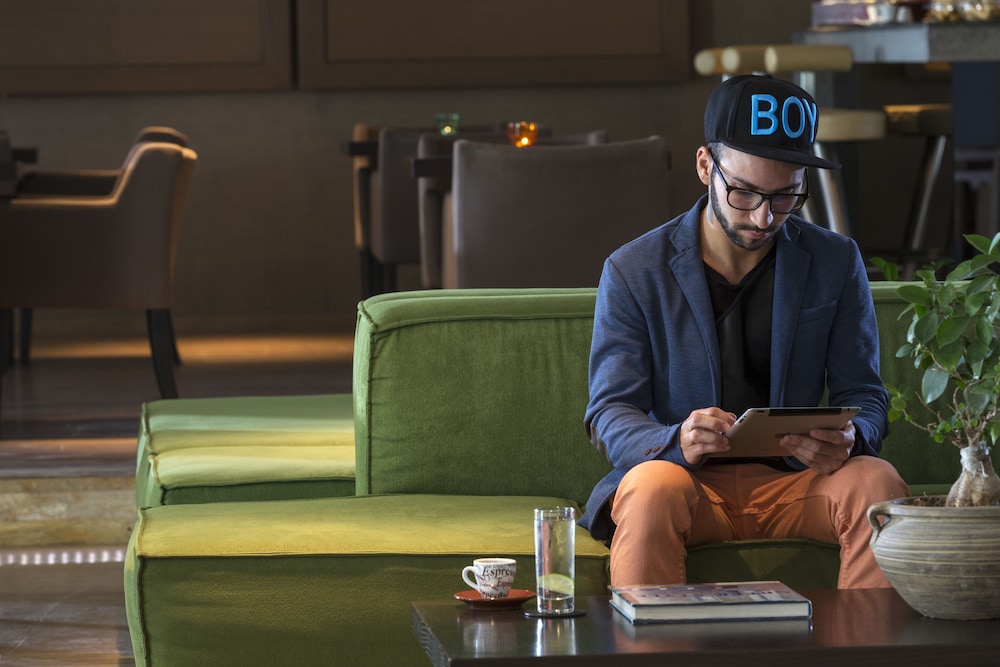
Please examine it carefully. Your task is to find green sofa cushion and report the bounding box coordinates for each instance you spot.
[126,494,610,667]
[138,443,356,507]
[354,289,612,505]
[141,393,353,434]
[134,393,355,507]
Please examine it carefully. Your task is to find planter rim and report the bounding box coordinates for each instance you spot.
[881,495,1000,514]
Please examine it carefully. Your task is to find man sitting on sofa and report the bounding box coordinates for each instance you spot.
[579,74,909,589]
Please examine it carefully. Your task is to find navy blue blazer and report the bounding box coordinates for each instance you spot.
[580,195,888,540]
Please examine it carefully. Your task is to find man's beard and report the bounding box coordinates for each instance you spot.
[709,183,775,251]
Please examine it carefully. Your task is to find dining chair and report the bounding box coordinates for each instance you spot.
[349,122,383,299]
[417,129,606,289]
[362,122,521,295]
[442,136,672,288]
[0,141,198,419]
[10,126,191,366]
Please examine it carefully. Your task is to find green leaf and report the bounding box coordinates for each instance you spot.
[921,367,950,403]
[898,284,933,308]
[913,311,939,344]
[989,422,1000,447]
[967,384,993,415]
[966,233,994,255]
[935,339,965,372]
[946,259,975,281]
[976,316,993,345]
[937,315,970,346]
[968,274,996,296]
[966,339,988,377]
[965,290,988,315]
[870,257,899,281]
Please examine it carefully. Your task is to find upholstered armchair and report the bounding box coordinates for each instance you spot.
[0,141,198,415]
[17,126,188,197]
[442,136,672,288]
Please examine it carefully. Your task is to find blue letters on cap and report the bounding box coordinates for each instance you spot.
[749,93,817,143]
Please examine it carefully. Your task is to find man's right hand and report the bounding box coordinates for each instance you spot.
[679,407,737,465]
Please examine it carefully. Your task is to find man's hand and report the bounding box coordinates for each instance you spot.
[780,421,856,474]
[679,407,737,465]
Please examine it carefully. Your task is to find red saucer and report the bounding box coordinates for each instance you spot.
[454,589,536,611]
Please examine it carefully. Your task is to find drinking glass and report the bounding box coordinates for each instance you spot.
[534,506,575,615]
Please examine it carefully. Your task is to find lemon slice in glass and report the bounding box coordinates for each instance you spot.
[536,574,575,595]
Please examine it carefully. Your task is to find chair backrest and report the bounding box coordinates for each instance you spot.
[351,122,380,252]
[0,142,197,309]
[443,136,672,289]
[370,127,431,266]
[371,124,515,268]
[135,126,189,147]
[418,129,607,288]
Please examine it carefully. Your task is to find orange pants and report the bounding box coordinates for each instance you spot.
[609,457,909,589]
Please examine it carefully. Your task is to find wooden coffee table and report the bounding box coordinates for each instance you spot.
[412,588,1000,666]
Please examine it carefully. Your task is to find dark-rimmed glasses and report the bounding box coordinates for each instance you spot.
[711,153,809,215]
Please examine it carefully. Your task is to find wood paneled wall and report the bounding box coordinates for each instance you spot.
[297,0,691,89]
[0,0,691,94]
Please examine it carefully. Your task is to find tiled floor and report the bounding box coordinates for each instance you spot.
[0,330,353,666]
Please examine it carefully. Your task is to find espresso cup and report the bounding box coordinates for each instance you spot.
[461,557,517,599]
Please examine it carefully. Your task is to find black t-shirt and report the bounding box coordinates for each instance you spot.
[704,246,776,416]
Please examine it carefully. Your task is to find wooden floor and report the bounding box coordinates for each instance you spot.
[0,331,353,666]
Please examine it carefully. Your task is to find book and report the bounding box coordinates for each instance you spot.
[609,581,812,625]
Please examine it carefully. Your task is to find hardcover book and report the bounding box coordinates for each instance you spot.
[610,581,812,625]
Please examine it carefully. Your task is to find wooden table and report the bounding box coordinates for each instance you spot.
[412,588,1000,666]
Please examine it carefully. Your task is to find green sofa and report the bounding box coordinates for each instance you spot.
[124,284,972,666]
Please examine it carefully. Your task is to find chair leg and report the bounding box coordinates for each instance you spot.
[18,307,32,365]
[382,264,398,293]
[0,308,10,438]
[902,135,949,279]
[2,307,12,371]
[147,309,179,399]
[166,310,182,366]
[813,143,852,237]
[360,248,388,299]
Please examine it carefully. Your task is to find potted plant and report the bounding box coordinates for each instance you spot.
[867,233,1000,620]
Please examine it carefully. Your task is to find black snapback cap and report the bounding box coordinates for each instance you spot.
[704,74,840,170]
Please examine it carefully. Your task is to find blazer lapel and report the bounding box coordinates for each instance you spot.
[669,211,723,403]
[771,224,811,405]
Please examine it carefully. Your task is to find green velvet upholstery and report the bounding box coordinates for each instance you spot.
[135,393,355,507]
[353,288,610,503]
[125,284,990,666]
[126,494,610,666]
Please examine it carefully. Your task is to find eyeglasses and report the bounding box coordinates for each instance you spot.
[711,154,809,215]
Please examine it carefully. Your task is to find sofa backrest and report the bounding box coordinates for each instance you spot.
[354,289,611,504]
[354,284,982,503]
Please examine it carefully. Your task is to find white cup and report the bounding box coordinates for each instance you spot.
[461,557,517,599]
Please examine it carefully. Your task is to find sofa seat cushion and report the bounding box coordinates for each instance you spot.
[126,494,610,667]
[141,393,353,434]
[138,443,356,507]
[134,393,355,507]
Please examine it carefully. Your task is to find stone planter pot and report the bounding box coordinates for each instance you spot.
[868,496,1000,620]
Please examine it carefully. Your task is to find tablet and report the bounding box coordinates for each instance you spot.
[714,406,861,458]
